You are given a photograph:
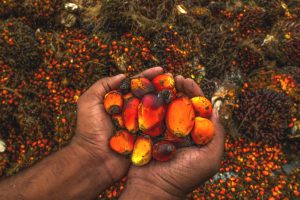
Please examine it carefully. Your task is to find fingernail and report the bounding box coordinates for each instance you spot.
[115,74,126,79]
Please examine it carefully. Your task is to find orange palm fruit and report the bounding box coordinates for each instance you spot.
[164,129,184,143]
[191,96,212,118]
[191,117,215,145]
[153,141,176,162]
[143,123,165,137]
[131,136,152,166]
[104,90,123,114]
[152,73,176,100]
[138,94,166,131]
[109,130,135,155]
[131,77,154,98]
[123,92,133,100]
[123,97,140,133]
[112,114,125,129]
[166,96,195,137]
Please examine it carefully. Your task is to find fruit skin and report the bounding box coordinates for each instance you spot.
[131,77,155,98]
[123,97,140,133]
[138,94,166,132]
[112,114,125,129]
[131,136,152,166]
[120,77,131,94]
[191,117,215,145]
[109,130,135,155]
[191,96,213,118]
[144,123,165,137]
[153,141,176,162]
[166,96,195,137]
[152,73,176,100]
[123,92,133,100]
[104,90,123,115]
[164,129,184,143]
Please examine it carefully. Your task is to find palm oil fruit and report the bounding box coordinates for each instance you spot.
[123,97,140,133]
[166,96,195,137]
[152,73,176,100]
[123,92,133,100]
[104,90,123,114]
[119,77,131,94]
[191,117,215,145]
[131,77,154,98]
[105,72,215,166]
[138,94,166,132]
[153,141,176,162]
[144,123,164,137]
[164,129,184,143]
[131,136,152,166]
[109,130,135,155]
[112,114,125,129]
[191,96,212,118]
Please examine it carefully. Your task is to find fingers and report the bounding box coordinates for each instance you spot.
[175,76,204,97]
[78,74,126,106]
[182,78,204,97]
[134,67,164,80]
[206,108,225,160]
[175,75,184,92]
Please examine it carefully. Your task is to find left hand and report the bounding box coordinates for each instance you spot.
[121,76,225,199]
[72,67,164,182]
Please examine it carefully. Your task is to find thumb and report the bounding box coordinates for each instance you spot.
[77,74,126,107]
[207,109,225,159]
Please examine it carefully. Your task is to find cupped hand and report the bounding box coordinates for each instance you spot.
[71,67,164,183]
[121,73,225,199]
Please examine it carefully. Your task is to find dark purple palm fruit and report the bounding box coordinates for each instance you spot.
[262,19,300,66]
[233,88,292,144]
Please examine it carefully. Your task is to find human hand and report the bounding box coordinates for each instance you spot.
[120,74,225,200]
[71,67,164,183]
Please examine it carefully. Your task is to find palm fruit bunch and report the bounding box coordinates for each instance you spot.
[262,18,300,66]
[0,0,24,18]
[233,88,292,144]
[104,73,215,166]
[0,18,42,70]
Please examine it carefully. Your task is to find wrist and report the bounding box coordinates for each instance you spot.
[67,140,115,187]
[70,135,129,183]
[120,178,185,200]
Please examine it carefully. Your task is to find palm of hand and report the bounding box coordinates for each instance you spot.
[74,75,130,181]
[126,75,225,197]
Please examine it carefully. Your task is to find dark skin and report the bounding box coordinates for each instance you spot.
[0,67,224,200]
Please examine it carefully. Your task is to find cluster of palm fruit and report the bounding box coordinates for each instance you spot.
[104,73,214,166]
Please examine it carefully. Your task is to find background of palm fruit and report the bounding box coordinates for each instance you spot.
[0,0,299,199]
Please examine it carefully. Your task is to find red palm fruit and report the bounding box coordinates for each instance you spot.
[152,73,176,100]
[123,92,133,100]
[112,114,125,129]
[104,90,123,114]
[191,117,215,145]
[166,96,195,137]
[123,97,140,133]
[191,96,212,118]
[153,141,176,162]
[109,130,135,155]
[144,123,165,137]
[131,77,155,98]
[131,136,152,166]
[164,129,184,143]
[138,94,166,132]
